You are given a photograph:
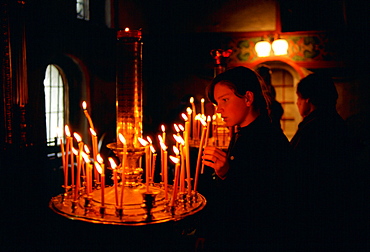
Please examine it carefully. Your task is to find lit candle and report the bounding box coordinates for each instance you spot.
[190,97,196,139]
[90,128,99,182]
[147,136,153,180]
[160,142,168,200]
[109,157,119,207]
[201,115,212,174]
[161,125,166,144]
[118,133,127,170]
[82,101,94,130]
[150,145,156,183]
[169,155,180,207]
[95,162,104,206]
[194,119,207,193]
[138,137,150,192]
[201,98,205,116]
[58,128,67,187]
[65,125,74,187]
[158,135,164,182]
[181,113,191,195]
[73,133,84,200]
[82,151,91,195]
[186,107,192,140]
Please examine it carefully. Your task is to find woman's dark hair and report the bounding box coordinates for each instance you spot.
[297,73,338,107]
[207,66,270,115]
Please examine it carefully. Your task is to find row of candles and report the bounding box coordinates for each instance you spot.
[188,97,231,147]
[58,101,214,209]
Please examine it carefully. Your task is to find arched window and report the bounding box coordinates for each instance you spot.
[44,64,65,146]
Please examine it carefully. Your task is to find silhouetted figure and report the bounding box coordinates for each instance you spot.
[256,65,284,129]
[290,73,363,249]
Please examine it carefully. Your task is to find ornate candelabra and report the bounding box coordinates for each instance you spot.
[49,28,206,226]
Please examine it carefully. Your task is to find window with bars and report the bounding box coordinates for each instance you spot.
[44,64,65,146]
[76,0,90,20]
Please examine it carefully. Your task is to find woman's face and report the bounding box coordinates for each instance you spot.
[214,83,250,127]
[296,92,311,117]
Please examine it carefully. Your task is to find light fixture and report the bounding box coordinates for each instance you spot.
[255,40,271,57]
[272,38,288,56]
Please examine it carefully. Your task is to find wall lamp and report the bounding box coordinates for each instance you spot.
[255,37,288,57]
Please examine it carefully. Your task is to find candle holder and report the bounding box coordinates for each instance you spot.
[178,192,187,210]
[100,206,106,218]
[71,200,78,213]
[83,195,93,214]
[61,185,71,202]
[141,191,158,222]
[115,206,124,219]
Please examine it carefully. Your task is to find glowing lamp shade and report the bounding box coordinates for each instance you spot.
[272,39,288,55]
[255,40,271,57]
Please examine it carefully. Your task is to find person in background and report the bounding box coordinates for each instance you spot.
[200,66,294,250]
[290,73,363,249]
[256,64,284,129]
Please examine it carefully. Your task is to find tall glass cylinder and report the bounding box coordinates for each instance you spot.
[116,29,143,150]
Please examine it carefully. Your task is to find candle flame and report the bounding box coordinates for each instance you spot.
[65,125,71,137]
[174,134,185,145]
[161,125,165,132]
[158,135,163,143]
[138,137,148,146]
[95,161,103,174]
[195,114,201,120]
[82,151,90,163]
[201,98,205,103]
[90,128,97,136]
[178,124,184,131]
[125,27,130,32]
[207,115,211,122]
[174,124,179,132]
[97,154,104,164]
[200,118,207,127]
[190,97,194,103]
[82,101,87,110]
[118,133,126,145]
[84,144,90,154]
[72,148,78,155]
[173,146,179,155]
[150,145,156,153]
[212,115,217,120]
[108,157,117,169]
[170,155,179,164]
[160,141,167,151]
[181,113,188,121]
[186,107,192,115]
[146,136,152,144]
[73,132,82,142]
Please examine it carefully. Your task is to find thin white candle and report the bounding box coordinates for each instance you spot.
[82,101,94,130]
[109,157,119,207]
[182,113,191,195]
[138,137,150,192]
[169,155,180,207]
[201,116,212,174]
[194,119,207,193]
[73,133,83,201]
[95,162,104,206]
[90,128,99,182]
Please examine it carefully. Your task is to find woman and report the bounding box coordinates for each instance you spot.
[201,66,294,250]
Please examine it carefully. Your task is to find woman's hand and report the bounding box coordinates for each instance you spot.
[202,146,229,179]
